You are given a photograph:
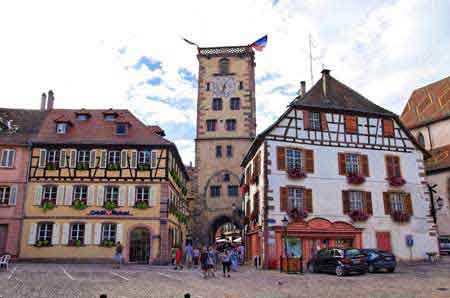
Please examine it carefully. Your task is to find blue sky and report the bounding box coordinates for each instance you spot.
[0,0,449,165]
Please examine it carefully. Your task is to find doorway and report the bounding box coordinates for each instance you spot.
[129,228,150,263]
[0,225,7,254]
[376,232,392,252]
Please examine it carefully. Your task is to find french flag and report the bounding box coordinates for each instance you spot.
[250,35,268,51]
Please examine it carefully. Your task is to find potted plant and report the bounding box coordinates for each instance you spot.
[287,168,307,179]
[72,199,87,210]
[41,199,55,212]
[386,176,406,187]
[288,208,308,222]
[36,239,50,247]
[391,211,410,223]
[46,164,57,171]
[102,239,115,247]
[135,200,149,210]
[347,174,366,185]
[104,200,117,211]
[76,163,89,170]
[349,210,369,222]
[137,164,150,171]
[107,163,120,171]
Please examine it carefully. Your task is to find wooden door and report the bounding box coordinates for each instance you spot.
[0,225,7,254]
[376,232,392,252]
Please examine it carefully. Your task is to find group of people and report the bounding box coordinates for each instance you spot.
[171,243,245,279]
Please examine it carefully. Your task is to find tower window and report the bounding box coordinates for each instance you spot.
[219,58,230,74]
[216,145,222,158]
[223,173,230,182]
[309,112,321,130]
[239,81,244,90]
[230,98,240,110]
[226,145,233,158]
[206,82,210,91]
[212,98,223,111]
[210,185,221,197]
[226,119,236,131]
[417,132,425,147]
[228,185,239,197]
[206,120,217,132]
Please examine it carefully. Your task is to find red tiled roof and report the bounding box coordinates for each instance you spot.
[147,125,166,137]
[0,108,48,145]
[32,109,172,146]
[425,145,450,173]
[400,76,450,129]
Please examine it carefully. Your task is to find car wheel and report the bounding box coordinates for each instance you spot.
[368,264,376,273]
[308,263,316,273]
[387,267,395,273]
[335,265,345,276]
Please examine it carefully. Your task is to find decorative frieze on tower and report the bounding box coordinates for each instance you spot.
[192,45,256,244]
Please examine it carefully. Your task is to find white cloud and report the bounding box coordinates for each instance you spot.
[0,0,448,165]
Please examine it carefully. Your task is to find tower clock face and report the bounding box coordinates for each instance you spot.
[211,77,236,98]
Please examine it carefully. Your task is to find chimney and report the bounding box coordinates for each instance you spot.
[47,90,54,110]
[299,81,306,97]
[321,69,330,97]
[40,93,47,111]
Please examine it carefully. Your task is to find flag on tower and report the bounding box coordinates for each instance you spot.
[250,35,268,51]
[182,37,198,47]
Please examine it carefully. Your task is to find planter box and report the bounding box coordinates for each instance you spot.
[281,257,302,273]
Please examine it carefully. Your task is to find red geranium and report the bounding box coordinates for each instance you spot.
[391,211,410,223]
[349,210,369,222]
[387,176,406,187]
[287,168,307,179]
[289,208,308,222]
[347,174,366,185]
[240,184,249,196]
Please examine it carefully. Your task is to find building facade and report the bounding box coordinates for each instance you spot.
[19,108,188,264]
[400,76,450,238]
[191,45,256,244]
[0,107,47,257]
[241,70,439,269]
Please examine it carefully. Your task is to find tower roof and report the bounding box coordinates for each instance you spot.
[197,45,254,57]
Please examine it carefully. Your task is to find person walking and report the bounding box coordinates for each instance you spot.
[114,241,123,269]
[222,250,231,278]
[238,244,245,264]
[171,246,177,266]
[185,243,193,269]
[200,246,209,279]
[207,247,216,278]
[193,247,200,267]
[175,246,183,270]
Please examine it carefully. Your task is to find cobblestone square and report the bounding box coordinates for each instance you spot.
[0,260,449,298]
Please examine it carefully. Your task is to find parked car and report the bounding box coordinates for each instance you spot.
[307,248,367,276]
[360,249,396,273]
[438,237,450,255]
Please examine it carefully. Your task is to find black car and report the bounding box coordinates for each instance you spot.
[361,249,396,273]
[307,248,368,276]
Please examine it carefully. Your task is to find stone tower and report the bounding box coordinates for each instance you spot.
[192,45,256,244]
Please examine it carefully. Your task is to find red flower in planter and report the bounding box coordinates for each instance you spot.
[349,210,369,222]
[287,168,307,179]
[387,176,406,187]
[347,174,366,185]
[391,211,410,223]
[240,184,249,196]
[289,208,308,222]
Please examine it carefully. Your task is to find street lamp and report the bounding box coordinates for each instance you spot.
[281,216,289,273]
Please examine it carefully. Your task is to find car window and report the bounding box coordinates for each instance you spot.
[334,249,343,257]
[317,249,327,257]
[344,249,361,257]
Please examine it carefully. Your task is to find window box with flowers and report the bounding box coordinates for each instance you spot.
[35,240,51,247]
[101,239,116,247]
[137,164,151,171]
[240,184,249,196]
[107,163,121,171]
[288,208,308,222]
[287,168,307,180]
[41,199,56,212]
[68,239,83,247]
[134,200,149,210]
[104,201,117,211]
[76,163,89,171]
[349,210,369,222]
[346,174,366,185]
[386,176,406,187]
[72,199,87,210]
[391,211,410,223]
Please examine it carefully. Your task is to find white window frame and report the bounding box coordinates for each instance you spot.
[286,149,302,170]
[0,186,10,204]
[346,153,360,175]
[101,223,117,242]
[138,151,151,165]
[135,186,150,203]
[42,185,58,202]
[77,150,90,165]
[108,151,120,165]
[288,188,304,210]
[105,186,119,204]
[390,193,404,212]
[47,150,60,165]
[0,149,15,168]
[309,112,321,130]
[73,185,88,203]
[349,191,364,212]
[37,223,53,242]
[70,223,85,242]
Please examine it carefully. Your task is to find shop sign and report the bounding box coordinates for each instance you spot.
[89,210,131,216]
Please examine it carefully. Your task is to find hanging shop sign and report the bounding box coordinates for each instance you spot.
[89,210,131,216]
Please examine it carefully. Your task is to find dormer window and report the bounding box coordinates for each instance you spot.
[104,114,116,121]
[116,123,128,135]
[219,58,230,74]
[56,123,68,134]
[76,114,89,121]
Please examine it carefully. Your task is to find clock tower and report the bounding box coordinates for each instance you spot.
[192,45,256,244]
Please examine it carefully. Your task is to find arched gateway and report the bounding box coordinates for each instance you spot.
[209,214,243,245]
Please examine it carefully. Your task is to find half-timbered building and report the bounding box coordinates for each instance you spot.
[241,70,439,269]
[20,107,189,264]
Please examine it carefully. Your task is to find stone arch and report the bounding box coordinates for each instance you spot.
[208,214,243,245]
[125,224,154,263]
